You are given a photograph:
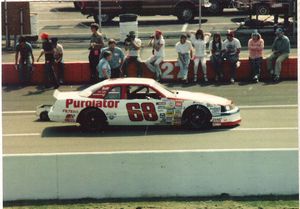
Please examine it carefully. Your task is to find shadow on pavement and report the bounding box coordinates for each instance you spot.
[41,125,232,138]
[50,7,78,13]
[78,19,208,27]
[23,86,55,96]
[2,85,24,92]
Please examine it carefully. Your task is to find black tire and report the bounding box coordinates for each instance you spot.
[40,111,50,121]
[182,106,212,130]
[78,108,107,132]
[207,0,224,15]
[255,4,270,15]
[93,14,113,24]
[177,5,195,23]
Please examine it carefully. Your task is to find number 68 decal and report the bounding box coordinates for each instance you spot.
[126,102,158,121]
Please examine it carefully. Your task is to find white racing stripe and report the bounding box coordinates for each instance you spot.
[2,127,297,137]
[2,104,297,115]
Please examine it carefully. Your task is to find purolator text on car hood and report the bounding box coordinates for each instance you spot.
[174,90,231,105]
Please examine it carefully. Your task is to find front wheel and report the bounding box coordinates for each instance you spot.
[177,6,195,23]
[182,106,212,130]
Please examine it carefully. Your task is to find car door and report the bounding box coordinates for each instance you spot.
[121,84,166,126]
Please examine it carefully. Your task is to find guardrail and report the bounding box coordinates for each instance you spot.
[2,57,297,85]
[3,149,298,201]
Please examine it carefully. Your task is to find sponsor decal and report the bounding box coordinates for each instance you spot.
[102,86,110,91]
[210,107,221,116]
[157,106,165,110]
[159,113,166,118]
[63,109,79,114]
[106,112,117,120]
[175,101,183,107]
[65,114,76,122]
[66,99,119,109]
[156,102,166,105]
[212,118,222,126]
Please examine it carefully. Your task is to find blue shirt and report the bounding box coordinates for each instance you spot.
[101,47,125,69]
[97,58,111,79]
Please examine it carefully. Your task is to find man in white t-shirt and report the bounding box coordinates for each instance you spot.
[122,31,143,77]
[223,30,241,84]
[176,34,193,83]
[145,30,165,81]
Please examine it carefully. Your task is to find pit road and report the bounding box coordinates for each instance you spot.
[2,81,297,154]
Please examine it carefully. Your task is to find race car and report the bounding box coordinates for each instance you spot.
[37,78,241,131]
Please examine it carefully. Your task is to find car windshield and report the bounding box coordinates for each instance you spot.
[152,81,175,98]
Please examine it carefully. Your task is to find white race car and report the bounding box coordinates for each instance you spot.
[37,78,241,131]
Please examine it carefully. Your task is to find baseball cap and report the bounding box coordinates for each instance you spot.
[226,30,234,37]
[155,30,162,36]
[40,32,49,40]
[90,23,99,30]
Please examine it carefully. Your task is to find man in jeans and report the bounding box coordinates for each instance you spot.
[14,36,35,86]
[267,28,290,82]
[223,31,241,84]
[101,39,125,78]
[122,31,143,77]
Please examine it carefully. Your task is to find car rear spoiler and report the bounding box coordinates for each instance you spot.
[53,89,60,99]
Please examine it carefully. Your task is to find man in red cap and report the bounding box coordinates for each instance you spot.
[37,32,59,88]
[145,30,165,81]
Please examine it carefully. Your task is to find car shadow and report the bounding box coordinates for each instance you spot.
[41,125,234,138]
[77,18,208,27]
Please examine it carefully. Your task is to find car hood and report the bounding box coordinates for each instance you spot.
[173,90,231,106]
[54,90,81,100]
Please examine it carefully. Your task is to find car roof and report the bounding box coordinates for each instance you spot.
[79,78,158,97]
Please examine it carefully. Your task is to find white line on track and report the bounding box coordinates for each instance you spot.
[2,104,297,115]
[3,148,298,157]
[2,127,297,137]
[181,23,188,32]
[3,133,40,137]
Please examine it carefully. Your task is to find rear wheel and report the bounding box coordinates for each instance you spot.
[254,4,270,15]
[79,108,107,132]
[207,0,224,15]
[93,14,113,23]
[182,106,212,130]
[177,6,195,23]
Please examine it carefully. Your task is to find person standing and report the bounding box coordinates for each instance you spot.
[122,31,143,77]
[248,30,264,83]
[175,34,193,83]
[14,36,34,86]
[51,38,64,84]
[37,32,59,89]
[101,39,125,78]
[209,33,224,82]
[223,31,241,84]
[267,28,290,82]
[189,29,211,83]
[145,30,165,81]
[89,23,104,83]
[97,51,112,81]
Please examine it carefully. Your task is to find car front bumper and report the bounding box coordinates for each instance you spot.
[212,106,241,127]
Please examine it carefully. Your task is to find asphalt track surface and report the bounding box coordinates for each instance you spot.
[2,81,298,154]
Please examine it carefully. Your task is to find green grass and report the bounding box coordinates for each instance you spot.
[4,196,299,209]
